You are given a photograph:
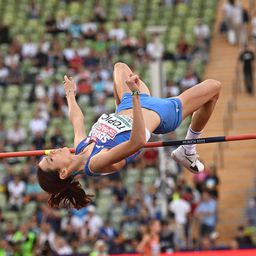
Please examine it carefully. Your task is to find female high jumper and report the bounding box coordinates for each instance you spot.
[37,62,221,209]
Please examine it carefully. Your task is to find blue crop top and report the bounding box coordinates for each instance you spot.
[75,113,142,176]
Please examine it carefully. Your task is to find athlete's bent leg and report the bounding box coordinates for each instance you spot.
[113,62,151,106]
[172,79,221,173]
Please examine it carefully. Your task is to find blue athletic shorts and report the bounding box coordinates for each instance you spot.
[116,93,183,134]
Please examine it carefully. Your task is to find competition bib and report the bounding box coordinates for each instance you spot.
[89,113,132,143]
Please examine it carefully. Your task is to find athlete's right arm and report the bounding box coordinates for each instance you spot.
[64,75,86,148]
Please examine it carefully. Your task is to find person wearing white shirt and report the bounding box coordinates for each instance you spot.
[6,121,26,149]
[7,175,26,209]
[109,21,126,41]
[47,79,65,100]
[169,195,191,247]
[56,13,71,32]
[81,19,98,36]
[63,42,76,61]
[29,110,47,136]
[194,19,210,46]
[84,205,103,237]
[21,37,38,58]
[146,36,164,60]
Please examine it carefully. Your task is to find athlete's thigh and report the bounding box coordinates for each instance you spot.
[177,79,221,119]
[113,62,151,102]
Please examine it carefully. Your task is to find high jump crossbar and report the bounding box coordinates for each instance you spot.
[0,133,255,158]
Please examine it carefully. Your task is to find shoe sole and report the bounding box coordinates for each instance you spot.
[171,152,200,174]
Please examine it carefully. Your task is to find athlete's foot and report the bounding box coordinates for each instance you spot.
[171,146,205,174]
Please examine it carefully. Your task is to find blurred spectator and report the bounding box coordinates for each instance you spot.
[48,39,65,68]
[32,131,46,150]
[56,12,71,33]
[0,57,9,87]
[45,15,58,34]
[84,205,103,237]
[69,16,82,39]
[90,239,109,256]
[0,22,10,44]
[21,36,38,59]
[8,63,23,85]
[191,38,209,63]
[50,127,65,148]
[37,223,55,248]
[123,197,140,223]
[6,121,26,150]
[5,47,20,67]
[112,180,128,202]
[234,225,254,248]
[232,1,244,46]
[238,44,255,95]
[47,78,65,100]
[34,44,49,68]
[195,190,217,237]
[242,7,250,45]
[28,110,47,136]
[93,1,107,23]
[81,18,98,40]
[251,10,256,49]
[160,219,175,252]
[11,224,37,255]
[24,174,43,202]
[27,0,40,19]
[77,38,91,58]
[246,196,256,226]
[221,0,236,36]
[63,39,76,62]
[164,80,180,97]
[99,219,118,245]
[7,175,26,211]
[137,219,161,255]
[104,76,114,97]
[203,164,220,199]
[33,76,47,100]
[119,0,134,21]
[142,148,158,167]
[146,35,164,60]
[176,35,191,61]
[109,21,126,41]
[179,67,200,91]
[193,168,208,194]
[169,192,191,247]
[53,236,73,255]
[120,32,138,54]
[69,50,84,72]
[193,19,210,47]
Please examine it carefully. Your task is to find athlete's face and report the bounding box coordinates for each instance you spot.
[38,147,72,171]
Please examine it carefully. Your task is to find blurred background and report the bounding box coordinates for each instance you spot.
[0,0,256,255]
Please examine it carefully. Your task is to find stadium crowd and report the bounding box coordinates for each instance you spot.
[0,0,255,255]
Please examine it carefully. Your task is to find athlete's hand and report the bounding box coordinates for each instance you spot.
[63,75,77,96]
[125,74,140,92]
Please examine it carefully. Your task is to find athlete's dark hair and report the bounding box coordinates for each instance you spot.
[37,167,93,209]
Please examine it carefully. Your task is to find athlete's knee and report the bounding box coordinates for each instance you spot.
[205,79,221,94]
[114,62,129,71]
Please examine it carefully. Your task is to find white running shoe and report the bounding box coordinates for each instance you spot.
[171,146,205,174]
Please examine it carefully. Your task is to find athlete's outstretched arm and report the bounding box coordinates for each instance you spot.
[90,74,146,172]
[64,75,86,148]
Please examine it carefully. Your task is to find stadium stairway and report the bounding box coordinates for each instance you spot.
[185,0,256,244]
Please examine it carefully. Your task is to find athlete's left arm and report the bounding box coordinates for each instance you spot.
[64,75,86,148]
